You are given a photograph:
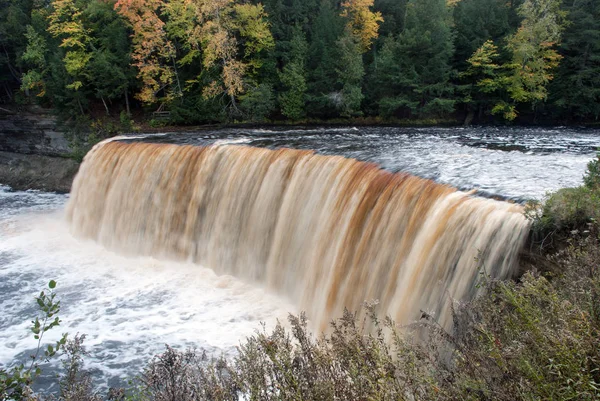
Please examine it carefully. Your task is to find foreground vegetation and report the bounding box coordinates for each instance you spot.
[2,159,600,400]
[1,0,599,126]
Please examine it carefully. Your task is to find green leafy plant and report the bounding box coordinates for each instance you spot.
[0,280,68,401]
[584,152,600,189]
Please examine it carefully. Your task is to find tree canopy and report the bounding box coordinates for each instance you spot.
[1,0,595,124]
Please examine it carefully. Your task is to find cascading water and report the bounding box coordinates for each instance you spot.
[66,140,530,330]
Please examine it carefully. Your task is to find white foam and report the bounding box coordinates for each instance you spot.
[0,204,295,387]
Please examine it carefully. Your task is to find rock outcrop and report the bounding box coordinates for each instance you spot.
[0,108,79,192]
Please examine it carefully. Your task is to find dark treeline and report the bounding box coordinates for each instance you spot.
[0,0,598,125]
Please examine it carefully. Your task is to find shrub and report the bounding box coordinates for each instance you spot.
[127,233,600,401]
[531,152,600,252]
[584,152,600,189]
[0,281,67,401]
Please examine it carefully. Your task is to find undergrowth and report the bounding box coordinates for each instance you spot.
[528,152,600,254]
[125,233,598,401]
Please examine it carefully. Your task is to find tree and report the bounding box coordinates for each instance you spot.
[278,26,308,120]
[460,0,566,121]
[335,31,365,116]
[550,0,600,121]
[452,0,513,71]
[496,0,567,120]
[460,40,506,121]
[306,0,344,117]
[160,0,274,116]
[20,24,48,98]
[0,0,34,99]
[372,0,408,37]
[375,0,455,118]
[332,0,382,116]
[115,0,176,104]
[340,0,383,53]
[85,0,135,115]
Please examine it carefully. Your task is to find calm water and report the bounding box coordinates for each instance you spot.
[1,126,599,391]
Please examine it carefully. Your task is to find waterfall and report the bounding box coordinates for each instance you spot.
[66,140,530,330]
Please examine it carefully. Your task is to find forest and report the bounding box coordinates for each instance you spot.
[0,0,598,125]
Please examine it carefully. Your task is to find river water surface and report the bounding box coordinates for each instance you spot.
[1,126,599,391]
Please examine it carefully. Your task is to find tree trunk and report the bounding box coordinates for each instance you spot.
[77,97,84,115]
[124,88,131,116]
[3,83,13,101]
[101,96,110,115]
[464,110,475,126]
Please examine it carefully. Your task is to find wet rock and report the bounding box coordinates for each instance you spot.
[0,113,70,156]
[0,151,79,193]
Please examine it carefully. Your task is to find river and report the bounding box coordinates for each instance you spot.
[1,126,599,391]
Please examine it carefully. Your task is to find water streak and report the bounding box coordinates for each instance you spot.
[67,141,530,329]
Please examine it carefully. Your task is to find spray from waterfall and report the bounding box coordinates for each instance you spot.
[66,141,530,329]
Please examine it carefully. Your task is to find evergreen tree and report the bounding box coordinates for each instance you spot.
[452,0,513,71]
[0,0,34,99]
[306,0,343,118]
[278,26,308,120]
[376,0,455,118]
[335,31,365,117]
[373,0,407,37]
[550,0,600,121]
[85,0,135,115]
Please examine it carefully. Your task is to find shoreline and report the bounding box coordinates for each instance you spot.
[0,151,79,193]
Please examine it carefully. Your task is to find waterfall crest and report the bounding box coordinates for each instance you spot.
[67,141,530,329]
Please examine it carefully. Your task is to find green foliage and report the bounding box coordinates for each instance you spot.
[478,0,567,121]
[530,153,600,253]
[335,31,365,117]
[306,0,344,118]
[279,61,307,120]
[0,281,68,401]
[584,152,600,189]
[3,0,600,123]
[373,0,455,119]
[452,0,513,71]
[550,0,600,121]
[278,26,308,120]
[125,241,600,400]
[240,83,276,122]
[442,255,600,400]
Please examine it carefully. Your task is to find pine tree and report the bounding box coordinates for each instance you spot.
[0,0,35,98]
[376,0,455,118]
[452,0,513,71]
[85,0,134,115]
[278,26,308,120]
[550,0,600,121]
[306,0,343,118]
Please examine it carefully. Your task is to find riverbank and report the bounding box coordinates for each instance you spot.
[0,151,79,193]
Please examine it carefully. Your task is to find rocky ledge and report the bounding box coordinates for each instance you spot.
[0,109,79,192]
[0,151,79,193]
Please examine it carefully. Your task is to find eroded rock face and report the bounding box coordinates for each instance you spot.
[0,110,78,192]
[0,113,70,157]
[0,151,79,193]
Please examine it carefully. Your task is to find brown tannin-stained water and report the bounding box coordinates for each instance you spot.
[67,141,529,331]
[2,126,599,391]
